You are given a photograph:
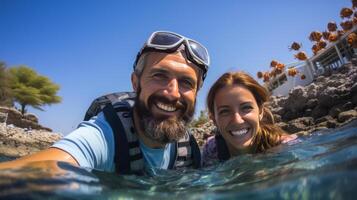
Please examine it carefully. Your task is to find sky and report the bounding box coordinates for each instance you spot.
[0,0,349,135]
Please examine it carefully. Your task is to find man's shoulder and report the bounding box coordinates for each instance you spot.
[84,91,136,121]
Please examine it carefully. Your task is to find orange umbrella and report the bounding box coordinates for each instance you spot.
[309,31,322,42]
[289,42,301,51]
[340,7,353,18]
[327,21,337,32]
[294,52,308,60]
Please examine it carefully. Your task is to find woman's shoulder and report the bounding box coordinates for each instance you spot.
[281,134,298,144]
[203,136,217,151]
[202,136,219,167]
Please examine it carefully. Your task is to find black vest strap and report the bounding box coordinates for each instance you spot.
[168,142,177,169]
[215,134,231,161]
[103,104,131,174]
[178,141,190,147]
[189,134,202,169]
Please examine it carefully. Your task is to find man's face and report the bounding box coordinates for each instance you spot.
[132,51,199,144]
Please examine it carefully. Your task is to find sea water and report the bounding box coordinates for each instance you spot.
[0,120,356,200]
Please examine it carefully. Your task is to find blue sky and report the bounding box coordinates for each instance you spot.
[0,0,348,135]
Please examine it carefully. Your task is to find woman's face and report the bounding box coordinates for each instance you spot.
[213,85,262,154]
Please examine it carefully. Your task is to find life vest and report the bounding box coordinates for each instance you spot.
[84,92,201,174]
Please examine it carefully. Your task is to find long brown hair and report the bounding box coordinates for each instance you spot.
[207,71,286,153]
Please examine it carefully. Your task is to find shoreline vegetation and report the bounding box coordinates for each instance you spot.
[1,63,357,157]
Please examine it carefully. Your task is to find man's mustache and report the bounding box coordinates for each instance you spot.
[147,94,186,112]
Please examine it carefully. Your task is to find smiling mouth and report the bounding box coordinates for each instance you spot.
[156,102,177,112]
[229,128,249,137]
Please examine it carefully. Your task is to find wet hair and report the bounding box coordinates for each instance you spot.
[207,71,286,153]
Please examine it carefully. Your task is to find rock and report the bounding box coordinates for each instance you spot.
[285,86,308,113]
[343,101,354,110]
[23,113,38,123]
[353,93,357,105]
[338,110,357,123]
[282,117,314,133]
[304,108,313,116]
[271,107,285,116]
[283,110,298,121]
[329,104,343,118]
[326,79,345,88]
[337,63,352,74]
[315,76,327,84]
[305,83,319,99]
[318,87,343,107]
[0,106,51,131]
[351,82,357,94]
[306,99,318,109]
[316,119,337,129]
[315,115,335,124]
[311,105,328,119]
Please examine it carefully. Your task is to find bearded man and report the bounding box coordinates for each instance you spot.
[0,31,210,174]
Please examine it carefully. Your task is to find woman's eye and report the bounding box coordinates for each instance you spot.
[218,109,230,115]
[242,105,253,112]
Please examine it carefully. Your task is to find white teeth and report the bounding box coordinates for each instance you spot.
[230,129,248,136]
[156,102,176,112]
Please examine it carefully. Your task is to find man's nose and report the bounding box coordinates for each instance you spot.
[163,78,181,101]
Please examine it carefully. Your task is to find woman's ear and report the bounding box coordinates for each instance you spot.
[209,112,217,125]
[259,107,264,121]
[131,72,138,92]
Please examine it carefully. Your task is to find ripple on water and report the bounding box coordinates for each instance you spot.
[0,120,357,200]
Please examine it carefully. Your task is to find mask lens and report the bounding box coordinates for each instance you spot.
[188,40,209,65]
[150,32,182,46]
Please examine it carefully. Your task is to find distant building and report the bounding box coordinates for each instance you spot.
[266,26,357,96]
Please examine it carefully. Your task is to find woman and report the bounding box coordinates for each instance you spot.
[202,71,296,167]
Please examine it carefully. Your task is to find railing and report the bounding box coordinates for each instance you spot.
[268,26,357,96]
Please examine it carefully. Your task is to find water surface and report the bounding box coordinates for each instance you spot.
[1,120,356,200]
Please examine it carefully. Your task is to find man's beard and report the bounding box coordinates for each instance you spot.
[135,88,195,145]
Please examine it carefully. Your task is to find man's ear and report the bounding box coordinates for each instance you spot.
[131,72,139,92]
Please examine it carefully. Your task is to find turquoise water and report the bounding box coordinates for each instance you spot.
[1,120,357,200]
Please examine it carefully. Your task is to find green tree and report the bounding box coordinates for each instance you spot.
[190,109,209,128]
[0,62,13,106]
[9,66,61,114]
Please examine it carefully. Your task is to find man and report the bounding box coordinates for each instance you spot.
[0,31,210,174]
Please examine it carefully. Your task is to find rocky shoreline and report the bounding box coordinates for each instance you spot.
[1,63,356,157]
[0,107,62,158]
[0,123,62,158]
[191,63,357,146]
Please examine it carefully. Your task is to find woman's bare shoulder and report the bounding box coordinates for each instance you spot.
[281,134,298,144]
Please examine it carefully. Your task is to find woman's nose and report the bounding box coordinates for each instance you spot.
[232,112,244,124]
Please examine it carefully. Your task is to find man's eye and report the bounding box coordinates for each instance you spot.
[181,79,194,89]
[152,73,167,79]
